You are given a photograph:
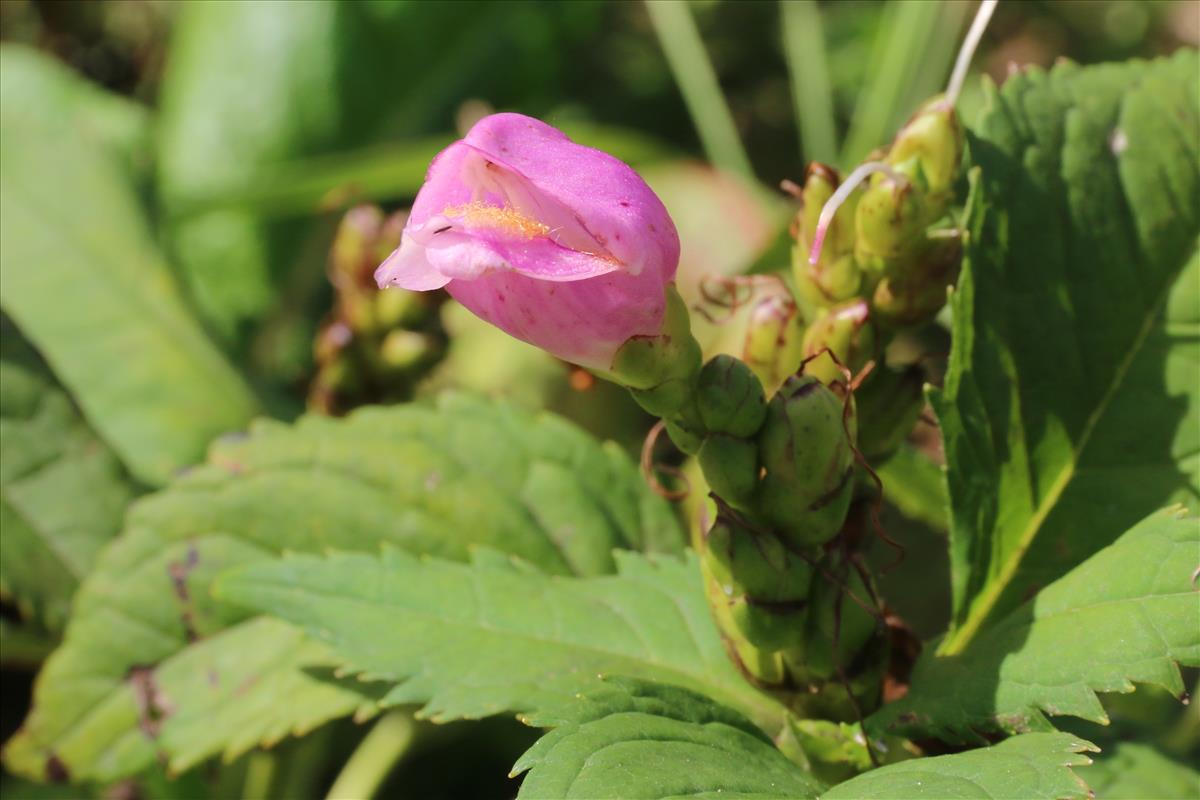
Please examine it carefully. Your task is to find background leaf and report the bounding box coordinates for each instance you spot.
[868,508,1199,741]
[0,46,260,487]
[2,395,681,782]
[1074,741,1200,800]
[0,353,135,631]
[216,548,785,740]
[935,51,1200,652]
[514,679,820,800]
[820,733,1096,800]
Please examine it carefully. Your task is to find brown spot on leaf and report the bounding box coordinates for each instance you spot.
[128,665,174,739]
[45,754,70,783]
[167,545,201,642]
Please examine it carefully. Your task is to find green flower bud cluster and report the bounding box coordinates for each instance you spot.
[310,205,448,415]
[699,498,886,714]
[654,350,885,710]
[791,100,963,331]
[676,100,965,718]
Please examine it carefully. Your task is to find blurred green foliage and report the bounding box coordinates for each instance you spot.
[0,1,1194,797]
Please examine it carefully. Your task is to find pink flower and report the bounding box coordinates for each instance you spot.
[375,113,680,370]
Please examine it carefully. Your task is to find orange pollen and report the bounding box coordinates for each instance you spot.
[442,202,550,240]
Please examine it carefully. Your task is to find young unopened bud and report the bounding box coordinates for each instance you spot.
[332,205,385,290]
[869,234,961,326]
[703,514,815,652]
[698,434,759,508]
[695,355,767,438]
[702,567,786,684]
[854,174,924,274]
[887,97,962,216]
[801,300,876,387]
[800,561,881,683]
[742,292,806,396]
[379,329,440,371]
[792,165,862,317]
[757,376,857,548]
[854,364,924,461]
[797,164,858,262]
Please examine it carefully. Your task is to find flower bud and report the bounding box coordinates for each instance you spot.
[664,418,703,456]
[332,205,385,291]
[887,97,962,215]
[702,517,813,652]
[800,300,876,387]
[854,364,924,462]
[757,376,857,548]
[796,164,857,262]
[742,292,805,396]
[854,174,924,275]
[375,113,681,374]
[695,355,767,438]
[792,164,862,317]
[869,234,961,326]
[799,561,881,683]
[698,434,759,509]
[702,566,786,684]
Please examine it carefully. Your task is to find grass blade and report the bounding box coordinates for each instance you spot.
[645,0,755,179]
[840,0,942,165]
[781,0,837,165]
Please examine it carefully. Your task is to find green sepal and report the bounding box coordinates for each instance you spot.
[698,434,760,509]
[757,376,857,548]
[663,418,703,456]
[854,364,924,461]
[701,565,786,684]
[703,513,815,604]
[800,561,881,683]
[695,355,768,438]
[609,284,702,418]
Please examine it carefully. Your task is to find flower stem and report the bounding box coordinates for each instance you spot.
[326,712,416,800]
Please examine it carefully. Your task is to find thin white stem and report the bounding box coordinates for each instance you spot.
[945,0,999,108]
[808,162,906,266]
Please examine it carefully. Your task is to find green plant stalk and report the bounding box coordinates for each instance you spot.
[326,712,416,800]
[242,752,277,800]
[781,0,837,165]
[644,0,755,179]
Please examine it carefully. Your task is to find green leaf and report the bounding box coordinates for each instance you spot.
[513,679,820,800]
[0,357,136,630]
[215,547,785,740]
[867,508,1199,741]
[1076,742,1200,800]
[0,46,260,487]
[935,52,1200,652]
[3,395,681,782]
[875,443,949,533]
[821,733,1096,800]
